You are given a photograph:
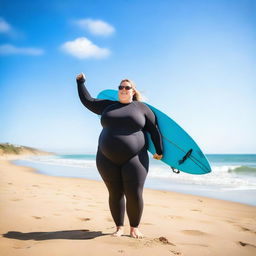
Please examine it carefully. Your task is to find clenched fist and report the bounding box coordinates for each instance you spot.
[76,73,86,83]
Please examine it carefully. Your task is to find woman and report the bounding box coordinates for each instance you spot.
[76,73,163,238]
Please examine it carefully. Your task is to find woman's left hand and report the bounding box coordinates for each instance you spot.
[153,153,163,160]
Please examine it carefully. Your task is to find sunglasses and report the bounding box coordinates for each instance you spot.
[118,85,132,90]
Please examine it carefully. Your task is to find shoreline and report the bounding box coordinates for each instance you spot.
[1,156,256,256]
[9,157,253,207]
[7,156,251,207]
[10,155,256,207]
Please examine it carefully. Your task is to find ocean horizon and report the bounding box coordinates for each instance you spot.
[13,154,256,206]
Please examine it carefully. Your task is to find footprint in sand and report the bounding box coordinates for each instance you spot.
[224,220,256,234]
[79,217,91,221]
[32,216,43,219]
[152,237,181,254]
[169,250,182,255]
[182,230,206,236]
[11,198,22,201]
[156,236,176,246]
[238,241,256,248]
[237,225,256,234]
[191,209,201,212]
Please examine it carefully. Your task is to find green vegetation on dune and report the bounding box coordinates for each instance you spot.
[0,143,51,155]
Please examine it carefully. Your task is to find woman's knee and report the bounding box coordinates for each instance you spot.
[123,182,144,202]
[105,181,125,198]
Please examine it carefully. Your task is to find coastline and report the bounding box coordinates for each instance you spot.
[11,154,256,206]
[0,156,256,256]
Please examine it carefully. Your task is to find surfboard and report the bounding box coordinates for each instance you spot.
[97,90,212,175]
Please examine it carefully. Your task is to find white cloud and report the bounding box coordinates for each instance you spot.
[0,17,12,33]
[60,37,110,59]
[0,17,25,39]
[73,19,115,36]
[0,44,44,55]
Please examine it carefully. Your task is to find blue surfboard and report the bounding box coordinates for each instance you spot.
[97,90,212,175]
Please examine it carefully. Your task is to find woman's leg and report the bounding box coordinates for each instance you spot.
[96,149,125,234]
[121,147,149,237]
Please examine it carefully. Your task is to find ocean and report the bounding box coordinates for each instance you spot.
[13,154,256,206]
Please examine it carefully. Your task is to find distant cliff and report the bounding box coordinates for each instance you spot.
[0,143,55,157]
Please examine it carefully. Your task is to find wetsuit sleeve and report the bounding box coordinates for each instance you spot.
[77,80,116,115]
[143,104,163,155]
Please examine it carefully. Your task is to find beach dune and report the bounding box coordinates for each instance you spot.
[0,158,255,256]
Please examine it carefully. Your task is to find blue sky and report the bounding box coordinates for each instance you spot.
[0,0,255,154]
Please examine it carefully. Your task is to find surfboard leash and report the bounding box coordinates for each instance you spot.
[162,135,210,174]
[170,167,180,174]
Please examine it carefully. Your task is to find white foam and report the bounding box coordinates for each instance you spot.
[25,155,96,169]
[148,164,256,189]
[24,155,256,190]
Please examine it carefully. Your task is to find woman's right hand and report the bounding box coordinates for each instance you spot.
[76,73,86,83]
[153,153,163,160]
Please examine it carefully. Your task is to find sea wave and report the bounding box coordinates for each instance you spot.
[24,155,96,169]
[148,164,256,189]
[23,155,256,190]
[228,166,256,176]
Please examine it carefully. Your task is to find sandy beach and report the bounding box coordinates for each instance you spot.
[0,157,255,256]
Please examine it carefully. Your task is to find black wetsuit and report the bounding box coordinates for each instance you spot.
[77,80,163,227]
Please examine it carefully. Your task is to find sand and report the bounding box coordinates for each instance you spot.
[0,157,255,256]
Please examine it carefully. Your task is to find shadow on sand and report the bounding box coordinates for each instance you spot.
[2,229,109,240]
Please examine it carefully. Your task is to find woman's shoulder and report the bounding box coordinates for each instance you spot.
[134,101,152,113]
[133,100,145,107]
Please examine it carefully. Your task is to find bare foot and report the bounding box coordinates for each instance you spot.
[130,227,144,238]
[112,226,124,237]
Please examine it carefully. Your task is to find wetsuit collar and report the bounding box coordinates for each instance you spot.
[118,100,133,105]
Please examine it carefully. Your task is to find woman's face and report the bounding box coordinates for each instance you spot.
[118,81,135,103]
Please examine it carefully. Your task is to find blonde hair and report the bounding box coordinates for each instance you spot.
[120,79,143,101]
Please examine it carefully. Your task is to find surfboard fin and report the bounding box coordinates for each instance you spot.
[171,167,180,174]
[178,149,193,165]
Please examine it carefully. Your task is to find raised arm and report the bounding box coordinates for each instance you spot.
[142,103,163,156]
[76,74,116,115]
